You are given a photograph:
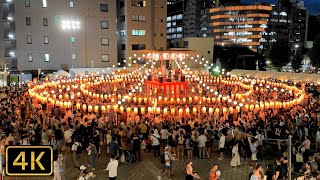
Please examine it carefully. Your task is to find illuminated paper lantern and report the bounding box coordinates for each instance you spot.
[202,107,207,114]
[186,107,190,115]
[215,108,220,114]
[178,108,183,116]
[141,107,145,114]
[209,107,213,115]
[76,103,81,110]
[114,105,118,112]
[163,107,168,115]
[249,104,254,111]
[245,104,249,111]
[134,107,138,114]
[94,105,99,113]
[156,107,161,114]
[88,105,93,112]
[101,105,106,112]
[127,107,132,114]
[170,98,174,104]
[120,106,124,113]
[171,108,175,115]
[229,107,234,114]
[82,104,87,111]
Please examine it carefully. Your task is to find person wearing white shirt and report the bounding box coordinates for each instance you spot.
[71,140,81,168]
[218,133,226,160]
[197,132,207,159]
[106,154,119,180]
[64,127,73,154]
[160,128,169,146]
[151,129,161,157]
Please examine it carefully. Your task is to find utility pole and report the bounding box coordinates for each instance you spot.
[288,135,292,180]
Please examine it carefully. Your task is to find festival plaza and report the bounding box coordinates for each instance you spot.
[0,0,319,180]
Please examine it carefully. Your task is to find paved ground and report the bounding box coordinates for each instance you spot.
[5,146,273,180]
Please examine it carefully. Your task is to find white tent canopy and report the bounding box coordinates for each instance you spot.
[230,69,320,84]
[53,69,70,77]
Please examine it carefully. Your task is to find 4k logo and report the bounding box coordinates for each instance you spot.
[6,146,53,176]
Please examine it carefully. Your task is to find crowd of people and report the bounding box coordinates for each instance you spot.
[0,76,319,180]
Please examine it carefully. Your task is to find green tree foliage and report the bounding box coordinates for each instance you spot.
[292,51,303,71]
[308,33,320,69]
[268,39,290,71]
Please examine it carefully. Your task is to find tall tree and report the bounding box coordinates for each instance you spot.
[268,39,290,71]
[308,33,320,69]
[291,51,303,71]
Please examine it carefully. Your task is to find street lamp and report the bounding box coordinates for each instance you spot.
[294,44,299,54]
[61,20,80,69]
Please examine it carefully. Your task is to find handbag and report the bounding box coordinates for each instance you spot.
[120,154,125,163]
[88,150,91,156]
[296,153,303,162]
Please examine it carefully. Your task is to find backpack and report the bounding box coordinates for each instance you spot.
[76,143,82,154]
[178,135,185,145]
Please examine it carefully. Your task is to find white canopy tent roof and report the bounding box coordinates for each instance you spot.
[230,69,320,84]
[46,69,70,78]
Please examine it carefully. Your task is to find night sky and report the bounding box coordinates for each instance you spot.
[241,0,320,15]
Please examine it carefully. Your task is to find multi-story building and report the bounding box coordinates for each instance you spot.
[117,0,167,66]
[210,1,309,53]
[263,1,308,52]
[167,0,186,42]
[210,5,273,52]
[167,0,214,45]
[0,0,118,71]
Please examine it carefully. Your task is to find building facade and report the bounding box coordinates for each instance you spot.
[167,0,214,45]
[0,0,118,71]
[210,5,273,51]
[117,0,167,66]
[169,37,214,68]
[210,1,309,53]
[263,1,308,52]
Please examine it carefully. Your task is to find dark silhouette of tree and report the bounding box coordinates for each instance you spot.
[268,39,290,71]
[308,33,320,69]
[291,51,303,71]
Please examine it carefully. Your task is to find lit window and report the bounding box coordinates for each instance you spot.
[44,36,49,44]
[120,30,126,36]
[102,54,109,62]
[27,35,32,44]
[177,14,183,20]
[72,53,76,60]
[101,21,108,29]
[27,53,33,62]
[42,0,47,8]
[131,0,146,7]
[45,54,49,62]
[132,30,146,36]
[25,0,30,7]
[101,38,109,45]
[71,36,75,43]
[70,0,74,8]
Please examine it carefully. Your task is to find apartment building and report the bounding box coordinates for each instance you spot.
[117,0,167,66]
[210,5,273,52]
[0,0,117,71]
